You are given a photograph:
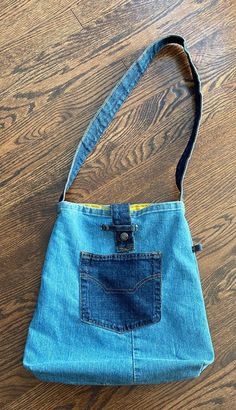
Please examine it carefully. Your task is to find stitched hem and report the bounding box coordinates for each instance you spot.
[58,199,185,217]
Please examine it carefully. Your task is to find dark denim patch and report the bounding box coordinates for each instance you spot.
[79,251,162,333]
[192,243,203,253]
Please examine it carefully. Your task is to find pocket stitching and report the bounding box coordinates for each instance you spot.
[81,272,161,294]
[80,251,161,261]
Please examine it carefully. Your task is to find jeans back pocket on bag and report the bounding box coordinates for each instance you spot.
[79,251,162,333]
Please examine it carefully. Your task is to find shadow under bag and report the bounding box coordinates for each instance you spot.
[23,35,214,385]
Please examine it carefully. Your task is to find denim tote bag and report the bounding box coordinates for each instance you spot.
[23,35,214,385]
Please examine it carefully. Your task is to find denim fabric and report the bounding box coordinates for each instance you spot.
[23,35,214,385]
[23,202,214,384]
[80,251,162,332]
[59,35,202,203]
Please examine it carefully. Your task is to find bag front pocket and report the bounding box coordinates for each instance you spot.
[79,251,162,333]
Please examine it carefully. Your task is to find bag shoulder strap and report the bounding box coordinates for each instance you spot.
[60,35,202,202]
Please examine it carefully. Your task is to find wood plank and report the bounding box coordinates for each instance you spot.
[1,0,234,124]
[0,0,78,48]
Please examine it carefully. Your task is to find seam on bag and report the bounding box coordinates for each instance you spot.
[80,314,161,332]
[131,330,136,383]
[25,357,208,367]
[80,252,161,260]
[58,201,185,217]
[59,207,184,217]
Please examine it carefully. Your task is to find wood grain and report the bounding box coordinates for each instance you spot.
[0,0,235,408]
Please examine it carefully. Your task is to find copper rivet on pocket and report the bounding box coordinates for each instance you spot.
[120,232,129,241]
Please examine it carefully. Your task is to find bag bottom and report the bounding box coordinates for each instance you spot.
[24,358,212,385]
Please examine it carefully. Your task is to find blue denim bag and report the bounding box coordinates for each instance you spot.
[23,35,214,385]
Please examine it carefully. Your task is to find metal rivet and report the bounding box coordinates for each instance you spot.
[120,232,129,241]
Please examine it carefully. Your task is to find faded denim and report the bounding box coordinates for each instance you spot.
[23,35,214,385]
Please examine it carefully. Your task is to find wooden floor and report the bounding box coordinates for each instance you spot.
[1,0,235,409]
